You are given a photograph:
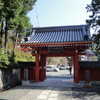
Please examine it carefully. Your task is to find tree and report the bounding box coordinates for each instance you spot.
[86,0,100,60]
[0,48,9,68]
[0,0,37,66]
[0,0,37,89]
[0,0,36,50]
[0,0,5,46]
[12,0,37,50]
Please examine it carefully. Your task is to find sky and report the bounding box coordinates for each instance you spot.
[27,0,92,28]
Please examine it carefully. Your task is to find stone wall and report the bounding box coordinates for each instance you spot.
[0,70,3,89]
[0,69,22,90]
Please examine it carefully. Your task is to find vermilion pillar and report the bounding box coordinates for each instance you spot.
[74,49,79,83]
[43,56,46,79]
[35,52,39,83]
[39,54,42,81]
[39,54,46,81]
[39,54,44,81]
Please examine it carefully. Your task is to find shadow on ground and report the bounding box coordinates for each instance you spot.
[72,84,100,99]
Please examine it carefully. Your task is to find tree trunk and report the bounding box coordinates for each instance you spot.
[4,20,8,50]
[14,31,19,51]
[0,21,4,47]
[0,21,4,38]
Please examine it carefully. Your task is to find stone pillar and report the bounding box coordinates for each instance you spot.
[22,69,29,85]
[13,69,20,79]
[84,70,91,88]
[86,70,90,83]
[24,69,28,81]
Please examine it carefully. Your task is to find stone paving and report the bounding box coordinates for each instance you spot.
[0,70,100,100]
[0,76,80,100]
[72,85,100,100]
[0,84,100,100]
[0,86,74,100]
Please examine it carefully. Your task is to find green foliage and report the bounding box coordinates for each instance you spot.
[0,0,37,68]
[0,41,35,68]
[22,0,37,14]
[86,0,100,30]
[86,0,100,60]
[0,0,37,49]
[7,18,19,30]
[0,48,10,68]
[14,49,35,63]
[8,42,35,64]
[17,14,32,35]
[92,32,100,48]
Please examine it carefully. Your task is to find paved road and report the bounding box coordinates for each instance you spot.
[46,68,74,78]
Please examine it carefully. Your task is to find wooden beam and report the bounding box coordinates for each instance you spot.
[39,50,49,54]
[45,53,74,57]
[20,41,92,47]
[78,53,86,55]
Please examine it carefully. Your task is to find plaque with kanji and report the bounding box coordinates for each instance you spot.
[49,47,63,53]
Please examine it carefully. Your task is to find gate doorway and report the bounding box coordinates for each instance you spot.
[38,57,75,87]
[46,57,74,78]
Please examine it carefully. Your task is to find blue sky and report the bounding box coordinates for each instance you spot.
[27,0,92,27]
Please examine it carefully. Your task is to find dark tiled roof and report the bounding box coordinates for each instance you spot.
[21,25,92,44]
[15,61,35,68]
[79,61,100,68]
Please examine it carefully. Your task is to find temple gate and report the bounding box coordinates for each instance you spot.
[19,25,92,83]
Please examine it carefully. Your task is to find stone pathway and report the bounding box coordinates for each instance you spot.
[72,85,100,100]
[29,77,84,88]
[0,84,100,100]
[0,86,74,100]
[0,70,100,100]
